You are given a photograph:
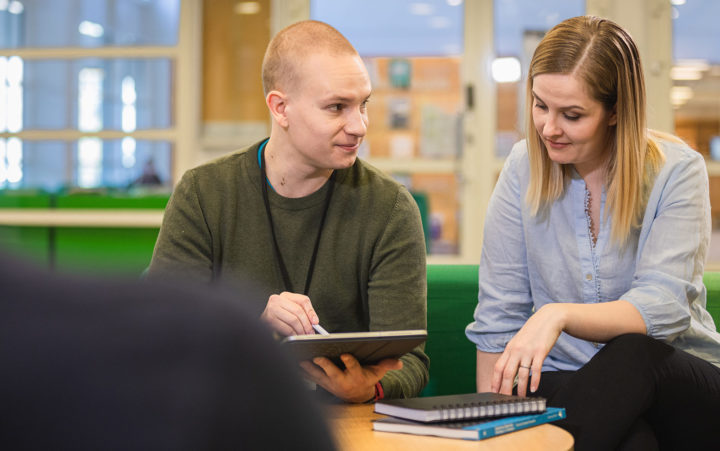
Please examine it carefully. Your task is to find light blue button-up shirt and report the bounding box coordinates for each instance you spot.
[466,139,720,371]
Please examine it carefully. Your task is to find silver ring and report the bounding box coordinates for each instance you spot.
[519,364,531,370]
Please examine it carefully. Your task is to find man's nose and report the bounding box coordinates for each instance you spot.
[345,107,368,136]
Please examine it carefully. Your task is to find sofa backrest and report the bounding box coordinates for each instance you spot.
[703,272,720,328]
[423,264,720,397]
[421,265,478,397]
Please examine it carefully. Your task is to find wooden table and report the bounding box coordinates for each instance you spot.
[327,404,574,451]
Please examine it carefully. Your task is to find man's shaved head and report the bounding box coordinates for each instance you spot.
[261,20,359,95]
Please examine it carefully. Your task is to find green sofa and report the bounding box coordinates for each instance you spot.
[421,264,720,397]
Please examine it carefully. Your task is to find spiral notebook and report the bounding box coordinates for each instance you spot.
[373,392,547,423]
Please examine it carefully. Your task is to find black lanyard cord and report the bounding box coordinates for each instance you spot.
[260,148,336,295]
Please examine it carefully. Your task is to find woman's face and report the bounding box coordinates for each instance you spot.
[531,73,617,177]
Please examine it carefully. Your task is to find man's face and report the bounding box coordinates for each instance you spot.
[282,52,371,171]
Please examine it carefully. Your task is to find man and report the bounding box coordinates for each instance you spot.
[0,254,335,450]
[148,20,429,402]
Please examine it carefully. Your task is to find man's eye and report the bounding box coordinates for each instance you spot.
[329,104,343,111]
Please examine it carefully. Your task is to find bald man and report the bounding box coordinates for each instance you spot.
[148,20,429,403]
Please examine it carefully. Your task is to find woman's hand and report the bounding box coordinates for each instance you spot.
[490,300,646,396]
[491,303,567,396]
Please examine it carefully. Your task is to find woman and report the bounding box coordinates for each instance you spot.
[465,15,720,450]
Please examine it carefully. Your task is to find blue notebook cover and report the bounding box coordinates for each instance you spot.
[372,407,566,441]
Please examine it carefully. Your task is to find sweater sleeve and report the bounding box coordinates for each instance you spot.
[147,170,215,283]
[368,186,429,399]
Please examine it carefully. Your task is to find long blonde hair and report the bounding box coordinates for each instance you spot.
[525,15,665,247]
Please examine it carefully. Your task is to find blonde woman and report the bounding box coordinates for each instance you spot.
[466,16,720,449]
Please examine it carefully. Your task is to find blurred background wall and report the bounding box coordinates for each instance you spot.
[0,0,718,275]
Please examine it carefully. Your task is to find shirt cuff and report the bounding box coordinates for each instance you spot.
[365,382,384,403]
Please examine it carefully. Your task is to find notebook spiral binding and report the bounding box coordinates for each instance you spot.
[435,398,547,421]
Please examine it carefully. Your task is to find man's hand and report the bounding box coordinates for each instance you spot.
[300,354,403,403]
[260,291,319,336]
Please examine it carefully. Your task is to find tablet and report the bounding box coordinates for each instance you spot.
[281,329,427,366]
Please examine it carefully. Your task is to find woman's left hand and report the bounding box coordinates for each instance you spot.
[491,303,566,396]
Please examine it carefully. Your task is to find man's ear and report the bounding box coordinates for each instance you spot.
[266,90,289,127]
[609,104,617,126]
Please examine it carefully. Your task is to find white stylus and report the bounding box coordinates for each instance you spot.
[312,324,330,335]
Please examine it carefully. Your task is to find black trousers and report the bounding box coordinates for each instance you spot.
[532,334,720,451]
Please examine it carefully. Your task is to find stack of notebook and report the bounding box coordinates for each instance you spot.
[372,392,565,441]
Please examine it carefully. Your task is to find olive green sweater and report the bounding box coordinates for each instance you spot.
[148,140,429,399]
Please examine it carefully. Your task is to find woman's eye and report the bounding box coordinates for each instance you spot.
[534,103,547,110]
[564,114,580,121]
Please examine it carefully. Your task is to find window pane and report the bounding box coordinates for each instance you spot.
[1,139,172,192]
[672,1,720,266]
[202,0,271,141]
[0,0,180,48]
[493,0,584,159]
[15,58,173,130]
[312,0,463,255]
[673,1,720,63]
[311,0,463,56]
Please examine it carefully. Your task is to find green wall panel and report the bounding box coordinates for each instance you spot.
[54,227,160,277]
[0,190,52,208]
[55,193,170,209]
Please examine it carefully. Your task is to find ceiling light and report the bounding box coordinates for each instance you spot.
[671,67,703,80]
[492,57,522,83]
[410,3,433,16]
[234,2,261,15]
[671,59,710,80]
[429,16,451,29]
[79,20,105,38]
[676,59,710,70]
[8,0,23,14]
[671,86,693,106]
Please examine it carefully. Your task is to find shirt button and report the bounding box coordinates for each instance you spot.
[585,273,593,281]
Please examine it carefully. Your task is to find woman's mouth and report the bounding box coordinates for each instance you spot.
[545,139,569,150]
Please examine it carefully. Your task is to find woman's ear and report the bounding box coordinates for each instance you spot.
[609,104,617,126]
[266,90,289,127]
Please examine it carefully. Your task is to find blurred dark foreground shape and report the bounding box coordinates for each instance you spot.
[0,253,336,450]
